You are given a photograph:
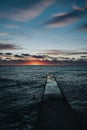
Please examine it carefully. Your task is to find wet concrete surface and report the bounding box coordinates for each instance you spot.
[36,74,82,130]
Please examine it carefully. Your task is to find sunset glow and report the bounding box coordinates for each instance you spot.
[0,0,87,66]
[25,60,62,66]
[26,60,47,65]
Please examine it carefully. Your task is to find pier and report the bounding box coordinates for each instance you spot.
[36,74,81,130]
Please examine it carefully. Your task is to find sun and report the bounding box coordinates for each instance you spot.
[26,60,46,65]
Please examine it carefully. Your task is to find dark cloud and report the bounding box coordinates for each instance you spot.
[0,52,48,60]
[32,55,45,59]
[0,0,82,9]
[0,54,87,65]
[5,52,12,55]
[0,0,56,10]
[21,53,30,56]
[58,0,86,6]
[78,23,87,31]
[14,54,24,58]
[81,56,87,58]
[0,49,87,65]
[72,58,75,60]
[43,9,87,27]
[49,58,86,65]
[19,54,49,59]
[0,53,3,55]
[6,58,11,60]
[0,43,21,50]
[67,51,87,55]
[14,54,45,59]
[0,59,28,65]
[59,57,70,60]
[0,0,42,10]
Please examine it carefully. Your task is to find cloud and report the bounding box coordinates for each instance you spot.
[43,9,87,27]
[0,59,28,65]
[78,23,87,31]
[81,55,87,58]
[0,0,55,21]
[32,55,45,59]
[0,43,21,50]
[1,51,86,61]
[0,51,87,65]
[38,50,63,55]
[0,57,87,65]
[21,53,30,57]
[20,53,48,59]
[14,54,24,58]
[0,0,85,23]
[38,49,87,55]
[59,57,70,60]
[5,52,12,55]
[0,53,3,55]
[0,32,9,36]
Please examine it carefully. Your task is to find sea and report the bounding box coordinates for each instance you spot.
[0,65,87,130]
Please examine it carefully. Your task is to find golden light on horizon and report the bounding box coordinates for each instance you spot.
[25,60,62,66]
[26,60,46,65]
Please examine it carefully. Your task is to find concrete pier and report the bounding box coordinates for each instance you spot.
[36,74,81,130]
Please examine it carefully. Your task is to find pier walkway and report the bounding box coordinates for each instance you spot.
[36,74,81,130]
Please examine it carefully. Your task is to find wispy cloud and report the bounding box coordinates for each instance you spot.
[0,43,21,50]
[0,32,9,36]
[38,49,87,55]
[0,0,55,21]
[43,9,87,27]
[78,23,87,31]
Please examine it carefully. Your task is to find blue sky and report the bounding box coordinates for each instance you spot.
[0,0,87,65]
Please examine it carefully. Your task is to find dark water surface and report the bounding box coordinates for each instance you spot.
[0,65,87,130]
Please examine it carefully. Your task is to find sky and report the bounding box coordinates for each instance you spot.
[0,0,87,65]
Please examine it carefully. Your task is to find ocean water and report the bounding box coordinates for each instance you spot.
[0,65,87,130]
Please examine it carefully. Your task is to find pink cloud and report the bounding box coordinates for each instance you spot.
[0,43,22,50]
[0,0,55,22]
[44,9,86,27]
